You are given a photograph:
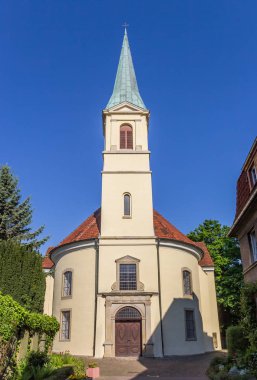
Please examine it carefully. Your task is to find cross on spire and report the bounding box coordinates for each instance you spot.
[122,22,129,29]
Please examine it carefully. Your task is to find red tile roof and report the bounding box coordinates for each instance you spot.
[195,241,214,267]
[42,246,55,269]
[45,209,213,268]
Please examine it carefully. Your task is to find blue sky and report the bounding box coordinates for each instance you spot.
[1,1,256,253]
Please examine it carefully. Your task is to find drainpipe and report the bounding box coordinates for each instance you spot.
[93,238,99,357]
[157,238,164,357]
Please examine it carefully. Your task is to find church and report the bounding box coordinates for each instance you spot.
[43,30,221,358]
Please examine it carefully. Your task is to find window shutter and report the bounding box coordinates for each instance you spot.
[120,131,126,149]
[127,130,133,149]
[120,125,133,149]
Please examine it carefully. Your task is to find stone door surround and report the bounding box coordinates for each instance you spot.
[103,294,153,357]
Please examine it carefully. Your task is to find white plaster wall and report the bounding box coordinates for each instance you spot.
[98,240,158,293]
[150,294,163,357]
[198,268,221,350]
[103,153,150,172]
[159,245,205,355]
[101,173,154,237]
[43,273,54,316]
[94,296,106,358]
[52,246,96,356]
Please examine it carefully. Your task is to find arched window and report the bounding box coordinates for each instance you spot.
[183,270,192,295]
[116,307,141,320]
[63,271,72,297]
[124,193,131,216]
[120,125,133,149]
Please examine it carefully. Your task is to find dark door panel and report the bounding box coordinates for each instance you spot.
[115,321,141,357]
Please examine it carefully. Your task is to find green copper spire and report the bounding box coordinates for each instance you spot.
[106,29,146,110]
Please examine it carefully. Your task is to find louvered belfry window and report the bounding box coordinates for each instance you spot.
[120,125,133,149]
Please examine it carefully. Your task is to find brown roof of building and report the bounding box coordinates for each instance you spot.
[235,138,257,218]
[45,209,213,268]
[42,247,55,269]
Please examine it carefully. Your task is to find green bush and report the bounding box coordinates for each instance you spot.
[0,293,59,379]
[240,282,257,351]
[49,354,85,377]
[226,325,248,357]
[27,351,49,369]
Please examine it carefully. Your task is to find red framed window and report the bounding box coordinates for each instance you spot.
[120,125,133,149]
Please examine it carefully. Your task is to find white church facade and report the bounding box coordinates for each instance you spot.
[43,30,221,357]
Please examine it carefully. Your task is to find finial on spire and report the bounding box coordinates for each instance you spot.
[122,22,129,34]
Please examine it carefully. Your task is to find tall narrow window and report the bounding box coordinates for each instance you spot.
[185,310,196,340]
[249,229,257,263]
[63,271,72,297]
[119,263,137,290]
[124,193,131,216]
[183,270,192,295]
[61,310,71,340]
[120,125,133,149]
[250,165,257,187]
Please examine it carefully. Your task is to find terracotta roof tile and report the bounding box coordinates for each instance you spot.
[194,241,214,267]
[45,208,213,268]
[153,210,196,245]
[42,246,55,269]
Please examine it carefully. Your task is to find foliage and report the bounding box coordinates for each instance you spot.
[0,293,59,379]
[26,351,49,369]
[19,363,54,380]
[188,220,243,327]
[49,354,85,377]
[0,165,48,248]
[206,355,252,380]
[226,326,248,357]
[0,240,46,313]
[88,361,98,368]
[240,282,257,350]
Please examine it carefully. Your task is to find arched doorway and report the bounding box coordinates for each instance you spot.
[115,306,142,357]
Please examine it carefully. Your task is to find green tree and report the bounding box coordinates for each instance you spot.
[187,220,243,329]
[0,165,47,248]
[0,240,45,313]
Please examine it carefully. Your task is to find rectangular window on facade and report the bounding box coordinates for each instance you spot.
[61,310,71,340]
[63,271,72,297]
[185,310,196,340]
[250,165,257,187]
[249,230,257,263]
[119,263,137,290]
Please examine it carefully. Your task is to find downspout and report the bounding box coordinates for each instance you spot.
[157,238,164,357]
[93,238,99,357]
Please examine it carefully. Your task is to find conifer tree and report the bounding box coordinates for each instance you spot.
[0,165,48,248]
[0,240,46,313]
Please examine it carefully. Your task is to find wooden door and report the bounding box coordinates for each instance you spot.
[115,321,141,357]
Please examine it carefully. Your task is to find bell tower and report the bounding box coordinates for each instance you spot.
[101,29,154,238]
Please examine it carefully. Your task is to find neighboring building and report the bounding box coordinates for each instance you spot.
[43,30,221,357]
[229,137,257,283]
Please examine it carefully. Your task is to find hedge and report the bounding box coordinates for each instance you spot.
[0,292,59,379]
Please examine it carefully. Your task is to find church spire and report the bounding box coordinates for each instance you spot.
[106,29,146,110]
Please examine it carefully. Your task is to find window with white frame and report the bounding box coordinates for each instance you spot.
[61,310,71,340]
[185,309,196,340]
[111,256,144,292]
[119,263,137,290]
[183,270,192,295]
[124,193,131,217]
[250,165,257,187]
[63,271,72,297]
[249,229,257,263]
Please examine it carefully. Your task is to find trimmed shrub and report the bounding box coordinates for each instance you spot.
[226,325,248,357]
[27,350,49,368]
